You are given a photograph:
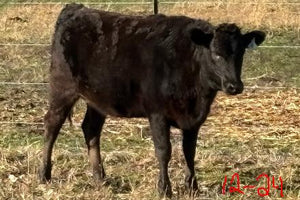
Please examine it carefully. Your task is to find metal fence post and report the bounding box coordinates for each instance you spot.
[154,0,158,14]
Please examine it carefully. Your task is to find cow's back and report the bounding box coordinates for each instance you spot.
[51,4,209,119]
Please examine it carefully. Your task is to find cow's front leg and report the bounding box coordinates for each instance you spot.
[182,128,199,192]
[149,114,172,198]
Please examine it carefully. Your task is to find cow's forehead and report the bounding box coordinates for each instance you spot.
[215,23,241,34]
[212,25,243,55]
[214,24,242,43]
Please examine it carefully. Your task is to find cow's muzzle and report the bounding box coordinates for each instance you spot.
[223,81,244,95]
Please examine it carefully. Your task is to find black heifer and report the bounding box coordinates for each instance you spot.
[39,3,265,197]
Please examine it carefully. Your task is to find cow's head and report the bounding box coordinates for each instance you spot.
[190,23,265,95]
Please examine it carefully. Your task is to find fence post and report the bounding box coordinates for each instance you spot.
[154,0,158,14]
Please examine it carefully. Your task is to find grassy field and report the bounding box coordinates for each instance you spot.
[0,87,299,199]
[0,0,299,199]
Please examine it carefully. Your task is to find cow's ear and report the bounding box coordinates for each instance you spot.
[242,31,266,49]
[190,28,213,48]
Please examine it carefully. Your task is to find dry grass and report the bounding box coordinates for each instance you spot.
[165,0,300,31]
[0,4,153,43]
[0,86,299,199]
[0,0,299,44]
[0,1,299,86]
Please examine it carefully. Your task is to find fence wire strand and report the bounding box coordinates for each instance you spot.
[0,121,298,133]
[0,1,299,128]
[0,82,298,90]
[4,1,152,5]
[3,1,300,6]
[1,43,299,48]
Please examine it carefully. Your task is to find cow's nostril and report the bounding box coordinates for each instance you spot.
[227,84,236,93]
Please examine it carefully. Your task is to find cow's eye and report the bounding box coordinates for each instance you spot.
[213,54,222,61]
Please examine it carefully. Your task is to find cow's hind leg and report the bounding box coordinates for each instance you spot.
[39,93,78,183]
[149,114,172,198]
[82,105,106,183]
[182,128,199,192]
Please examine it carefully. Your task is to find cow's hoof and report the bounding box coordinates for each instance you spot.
[93,167,106,184]
[185,177,198,192]
[158,179,172,198]
[39,166,51,184]
[158,187,172,199]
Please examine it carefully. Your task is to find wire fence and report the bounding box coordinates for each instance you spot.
[3,1,300,5]
[1,1,299,127]
[0,120,298,134]
[1,82,299,91]
[1,0,299,48]
[1,43,300,48]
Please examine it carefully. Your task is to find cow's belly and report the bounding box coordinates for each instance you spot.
[173,114,208,130]
[79,88,147,118]
[166,96,214,130]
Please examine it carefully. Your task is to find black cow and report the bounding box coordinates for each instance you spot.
[39,3,265,197]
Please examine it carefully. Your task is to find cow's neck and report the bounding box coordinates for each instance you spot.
[196,49,219,98]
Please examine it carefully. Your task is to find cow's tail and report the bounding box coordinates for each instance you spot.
[67,108,74,127]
